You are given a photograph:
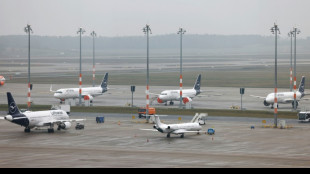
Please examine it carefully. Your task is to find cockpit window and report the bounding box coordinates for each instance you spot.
[56,91,63,94]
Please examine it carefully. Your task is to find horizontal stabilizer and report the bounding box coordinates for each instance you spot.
[250,95,266,99]
[140,129,158,132]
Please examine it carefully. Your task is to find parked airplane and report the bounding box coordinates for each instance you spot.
[0,76,5,86]
[51,73,108,103]
[155,74,202,105]
[142,113,207,138]
[251,76,306,109]
[0,92,84,133]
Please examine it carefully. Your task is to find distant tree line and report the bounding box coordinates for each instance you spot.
[1,34,310,58]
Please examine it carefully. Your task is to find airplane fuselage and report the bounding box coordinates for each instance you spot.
[5,110,69,129]
[158,89,197,103]
[156,122,202,134]
[265,91,303,104]
[54,87,104,100]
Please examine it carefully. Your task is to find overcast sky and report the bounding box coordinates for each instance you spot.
[0,0,309,37]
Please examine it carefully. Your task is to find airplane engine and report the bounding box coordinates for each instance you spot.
[0,81,5,86]
[157,98,164,103]
[84,95,94,103]
[264,100,270,106]
[59,122,72,130]
[183,97,192,104]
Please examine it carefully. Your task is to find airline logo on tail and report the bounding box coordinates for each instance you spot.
[7,92,21,116]
[194,74,201,95]
[299,76,305,96]
[10,103,17,114]
[101,73,108,92]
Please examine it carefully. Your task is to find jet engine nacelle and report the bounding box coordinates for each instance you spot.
[264,100,270,106]
[183,97,192,104]
[157,98,164,104]
[0,81,5,86]
[59,122,72,130]
[84,95,94,103]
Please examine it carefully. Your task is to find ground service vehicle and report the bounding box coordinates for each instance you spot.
[298,111,310,122]
[138,107,156,118]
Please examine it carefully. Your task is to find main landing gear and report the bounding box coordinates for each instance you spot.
[164,101,174,106]
[24,127,31,133]
[48,124,54,133]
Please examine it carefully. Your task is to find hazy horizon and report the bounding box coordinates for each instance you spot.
[1,0,310,38]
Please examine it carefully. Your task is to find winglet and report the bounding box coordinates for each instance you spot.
[50,85,56,93]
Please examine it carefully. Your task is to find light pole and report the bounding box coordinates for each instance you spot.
[271,23,280,128]
[143,24,152,119]
[24,24,33,110]
[77,27,86,106]
[292,27,301,110]
[90,31,97,87]
[178,28,186,109]
[288,31,294,92]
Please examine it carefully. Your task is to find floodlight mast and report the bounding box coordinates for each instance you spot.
[178,28,186,109]
[91,31,97,87]
[24,24,33,110]
[271,23,280,128]
[143,25,152,118]
[288,31,294,92]
[77,27,86,105]
[292,27,301,110]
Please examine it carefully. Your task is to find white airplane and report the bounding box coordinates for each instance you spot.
[251,76,306,109]
[0,92,84,133]
[51,73,108,103]
[142,113,207,138]
[155,74,202,105]
[0,76,5,86]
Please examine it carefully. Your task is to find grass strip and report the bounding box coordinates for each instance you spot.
[0,105,298,119]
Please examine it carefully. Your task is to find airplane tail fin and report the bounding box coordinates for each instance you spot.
[154,116,163,127]
[101,73,108,92]
[193,74,202,94]
[7,92,21,116]
[299,76,306,96]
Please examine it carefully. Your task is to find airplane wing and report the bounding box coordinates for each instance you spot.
[140,128,158,132]
[149,92,160,96]
[69,119,85,122]
[172,129,205,134]
[41,119,86,126]
[250,95,266,99]
[283,99,294,103]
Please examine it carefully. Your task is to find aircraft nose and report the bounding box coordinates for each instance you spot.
[266,96,274,103]
[54,93,61,99]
